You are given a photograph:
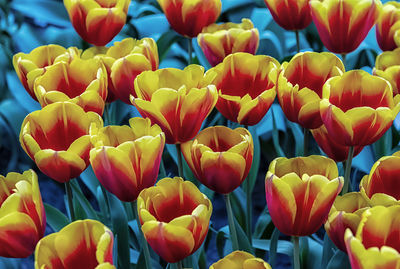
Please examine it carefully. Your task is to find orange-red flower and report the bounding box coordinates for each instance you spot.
[310,0,381,54]
[210,251,272,269]
[265,155,343,236]
[35,219,115,269]
[132,65,218,144]
[63,0,130,46]
[137,177,212,263]
[198,19,259,67]
[0,170,46,258]
[20,102,103,183]
[277,52,344,129]
[157,0,221,38]
[264,0,312,30]
[374,48,400,96]
[208,52,279,126]
[181,126,253,194]
[320,70,400,146]
[90,117,165,202]
[376,1,400,51]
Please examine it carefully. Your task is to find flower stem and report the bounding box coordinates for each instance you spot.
[188,38,193,65]
[245,177,252,245]
[224,194,239,251]
[176,143,184,178]
[303,128,310,156]
[132,201,152,269]
[65,181,75,221]
[176,260,183,269]
[293,236,300,269]
[295,30,300,53]
[341,53,346,68]
[342,146,354,194]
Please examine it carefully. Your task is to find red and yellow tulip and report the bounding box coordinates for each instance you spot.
[210,251,272,269]
[264,0,312,30]
[181,126,253,194]
[63,0,130,46]
[374,48,400,96]
[265,155,343,236]
[137,177,212,263]
[35,219,114,268]
[0,170,46,258]
[20,102,103,183]
[376,1,400,51]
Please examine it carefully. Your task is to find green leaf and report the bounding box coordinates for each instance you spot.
[70,179,99,220]
[44,203,70,232]
[271,109,286,157]
[244,126,261,194]
[234,216,253,254]
[157,30,181,62]
[253,207,273,239]
[252,238,294,257]
[80,166,100,197]
[326,250,351,269]
[321,233,336,268]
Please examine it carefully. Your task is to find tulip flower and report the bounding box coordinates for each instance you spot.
[137,177,212,263]
[345,205,400,268]
[208,52,279,126]
[181,126,253,194]
[20,102,103,183]
[131,65,218,144]
[157,0,221,38]
[0,170,46,258]
[374,48,400,96]
[63,0,130,46]
[34,57,108,115]
[264,0,312,31]
[310,0,381,54]
[12,45,80,101]
[198,19,259,67]
[90,117,165,202]
[325,192,369,252]
[35,219,115,268]
[210,251,272,269]
[265,155,343,236]
[376,1,400,51]
[277,52,344,129]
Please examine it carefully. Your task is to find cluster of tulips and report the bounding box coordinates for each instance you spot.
[2,0,400,268]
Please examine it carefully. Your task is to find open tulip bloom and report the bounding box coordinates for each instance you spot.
[210,251,272,269]
[374,48,400,97]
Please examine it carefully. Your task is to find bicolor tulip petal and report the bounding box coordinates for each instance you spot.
[182,126,253,194]
[63,0,130,46]
[20,102,103,183]
[137,177,212,263]
[320,70,400,146]
[210,251,272,269]
[374,48,400,96]
[265,156,343,236]
[198,19,259,67]
[264,0,312,30]
[35,219,114,269]
[157,0,221,38]
[376,1,400,51]
[277,52,344,129]
[310,0,381,54]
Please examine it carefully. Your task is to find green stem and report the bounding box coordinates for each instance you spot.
[176,260,183,269]
[100,185,111,219]
[224,194,239,251]
[245,177,252,245]
[293,236,300,269]
[342,146,354,194]
[303,128,310,156]
[188,38,193,65]
[341,53,346,69]
[176,143,184,178]
[295,30,300,53]
[65,181,75,221]
[132,201,152,269]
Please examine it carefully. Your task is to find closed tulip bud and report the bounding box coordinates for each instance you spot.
[210,251,272,269]
[376,1,400,51]
[374,48,400,96]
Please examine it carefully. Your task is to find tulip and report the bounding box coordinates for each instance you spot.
[0,170,46,258]
[137,177,212,263]
[277,52,344,129]
[376,1,400,51]
[264,0,312,31]
[157,0,221,38]
[131,65,218,144]
[210,251,272,269]
[374,48,400,96]
[63,0,130,46]
[198,19,259,67]
[325,192,369,252]
[12,45,80,101]
[35,219,114,268]
[320,70,400,147]
[208,52,279,126]
[345,205,400,268]
[34,57,108,115]
[310,0,381,54]
[181,126,253,194]
[20,102,103,183]
[265,155,343,236]
[90,117,165,202]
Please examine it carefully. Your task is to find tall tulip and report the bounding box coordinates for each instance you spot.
[210,251,272,269]
[376,1,400,51]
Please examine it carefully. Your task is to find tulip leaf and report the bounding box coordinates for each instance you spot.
[69,179,99,220]
[267,227,280,267]
[0,114,19,173]
[192,38,211,70]
[252,238,294,258]
[372,127,392,160]
[0,257,19,269]
[96,186,111,227]
[301,236,323,269]
[43,203,70,232]
[157,30,181,62]
[80,166,100,197]
[244,125,261,194]
[287,121,304,157]
[251,8,272,31]
[221,0,255,13]
[166,144,178,165]
[271,109,286,157]
[0,99,27,137]
[253,207,274,239]
[234,216,254,254]
[132,14,170,38]
[326,250,351,269]
[352,146,375,174]
[216,227,228,258]
[321,233,336,268]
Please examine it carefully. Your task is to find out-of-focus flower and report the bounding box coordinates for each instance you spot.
[132,65,218,144]
[210,251,272,269]
[320,70,400,146]
[264,0,312,30]
[12,45,80,101]
[0,170,46,258]
[181,126,253,194]
[277,52,344,129]
[374,48,400,96]
[265,155,343,236]
[63,0,130,46]
[376,1,400,51]
[35,219,114,269]
[208,52,279,126]
[325,192,369,252]
[137,177,212,263]
[90,117,165,202]
[198,19,259,67]
[34,58,108,115]
[20,102,103,183]
[345,205,400,268]
[310,0,381,54]
[157,0,221,38]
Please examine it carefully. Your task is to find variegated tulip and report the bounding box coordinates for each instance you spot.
[264,0,312,30]
[376,1,400,51]
[210,251,272,269]
[374,48,400,96]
